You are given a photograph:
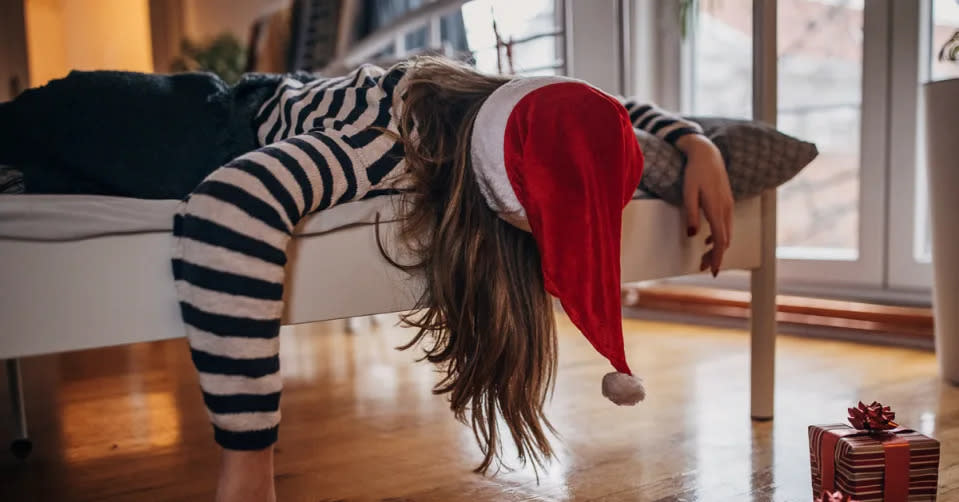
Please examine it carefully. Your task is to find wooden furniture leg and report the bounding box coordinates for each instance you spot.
[750,0,778,420]
[750,191,777,420]
[6,358,31,459]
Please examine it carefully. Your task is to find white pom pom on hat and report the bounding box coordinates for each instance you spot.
[602,372,646,406]
[470,75,647,405]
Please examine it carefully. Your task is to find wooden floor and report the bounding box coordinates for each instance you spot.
[1,314,956,501]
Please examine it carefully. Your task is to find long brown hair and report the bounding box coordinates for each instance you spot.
[378,56,559,474]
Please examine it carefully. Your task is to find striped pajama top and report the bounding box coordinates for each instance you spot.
[171,62,705,451]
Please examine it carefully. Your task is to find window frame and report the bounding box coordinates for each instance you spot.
[385,0,568,76]
[564,0,626,93]
[623,0,932,303]
[684,0,891,289]
[886,0,934,291]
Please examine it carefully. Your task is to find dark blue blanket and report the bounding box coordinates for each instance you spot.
[0,70,282,199]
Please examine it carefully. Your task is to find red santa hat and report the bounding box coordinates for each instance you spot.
[470,76,646,406]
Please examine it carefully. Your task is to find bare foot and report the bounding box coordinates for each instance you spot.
[215,447,276,502]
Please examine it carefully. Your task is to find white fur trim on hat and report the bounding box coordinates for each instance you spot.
[470,75,585,221]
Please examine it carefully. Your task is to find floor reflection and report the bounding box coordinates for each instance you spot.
[59,389,181,463]
[693,364,754,499]
[2,314,953,502]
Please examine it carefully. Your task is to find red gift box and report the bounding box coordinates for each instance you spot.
[809,403,940,502]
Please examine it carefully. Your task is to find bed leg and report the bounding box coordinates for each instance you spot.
[750,0,778,421]
[750,190,777,421]
[5,358,31,459]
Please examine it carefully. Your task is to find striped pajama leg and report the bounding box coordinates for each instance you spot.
[171,128,385,450]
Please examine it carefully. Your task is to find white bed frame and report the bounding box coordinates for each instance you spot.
[0,0,780,459]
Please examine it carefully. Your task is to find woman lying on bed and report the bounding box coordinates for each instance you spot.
[0,56,733,502]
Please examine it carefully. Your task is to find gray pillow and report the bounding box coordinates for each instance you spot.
[635,117,819,205]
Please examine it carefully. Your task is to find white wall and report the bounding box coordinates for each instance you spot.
[24,0,155,86]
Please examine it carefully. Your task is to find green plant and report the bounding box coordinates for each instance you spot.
[171,33,247,84]
[679,0,697,39]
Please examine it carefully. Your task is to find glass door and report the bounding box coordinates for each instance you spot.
[684,0,888,289]
[887,0,957,290]
[461,0,565,76]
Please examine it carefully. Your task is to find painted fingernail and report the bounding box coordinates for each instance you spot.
[687,227,696,237]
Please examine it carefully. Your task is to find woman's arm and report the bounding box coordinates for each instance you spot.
[675,133,734,277]
[617,97,704,145]
[615,96,733,276]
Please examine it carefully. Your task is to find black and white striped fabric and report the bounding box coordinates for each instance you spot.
[171,64,409,450]
[619,99,704,145]
[171,62,705,451]
[254,64,406,150]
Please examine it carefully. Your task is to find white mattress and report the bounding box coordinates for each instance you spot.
[0,194,421,359]
[0,192,763,359]
[0,194,402,241]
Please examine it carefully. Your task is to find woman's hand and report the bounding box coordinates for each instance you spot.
[675,134,734,277]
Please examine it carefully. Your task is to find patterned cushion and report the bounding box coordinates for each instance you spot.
[636,117,819,205]
[634,130,684,204]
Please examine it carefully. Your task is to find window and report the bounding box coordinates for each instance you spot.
[668,0,938,299]
[370,0,564,78]
[688,1,752,119]
[461,0,564,75]
[916,0,959,264]
[688,0,864,262]
[884,0,959,291]
[563,0,943,299]
[776,1,863,260]
[931,0,959,81]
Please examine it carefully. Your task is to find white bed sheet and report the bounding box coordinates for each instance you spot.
[0,194,402,241]
[0,194,762,359]
[0,190,657,242]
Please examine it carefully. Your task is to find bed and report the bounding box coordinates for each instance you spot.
[0,191,770,356]
[0,0,781,461]
[0,189,777,458]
